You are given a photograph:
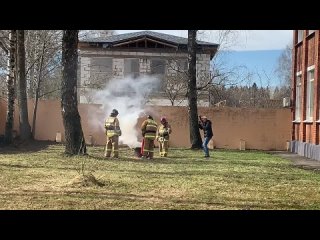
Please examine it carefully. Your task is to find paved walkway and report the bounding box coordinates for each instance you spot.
[269,151,320,171]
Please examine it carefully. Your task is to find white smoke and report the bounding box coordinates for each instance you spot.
[87,75,161,148]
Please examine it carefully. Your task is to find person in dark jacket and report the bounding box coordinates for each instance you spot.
[198,116,213,158]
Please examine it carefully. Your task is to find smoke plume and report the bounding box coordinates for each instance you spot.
[87,76,160,148]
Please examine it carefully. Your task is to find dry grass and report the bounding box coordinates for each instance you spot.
[68,174,105,187]
[1,141,320,209]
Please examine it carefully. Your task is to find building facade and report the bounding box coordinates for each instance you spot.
[291,30,320,159]
[78,31,218,106]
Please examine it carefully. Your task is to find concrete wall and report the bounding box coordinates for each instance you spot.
[290,140,320,161]
[0,99,291,150]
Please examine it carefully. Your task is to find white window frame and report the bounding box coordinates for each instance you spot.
[295,71,302,121]
[306,66,315,121]
[309,30,315,35]
[297,30,304,43]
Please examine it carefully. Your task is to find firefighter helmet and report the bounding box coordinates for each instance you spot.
[111,109,119,115]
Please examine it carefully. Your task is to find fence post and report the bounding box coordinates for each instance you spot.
[240,139,246,150]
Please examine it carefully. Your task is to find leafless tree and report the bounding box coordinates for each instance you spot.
[24,30,63,137]
[187,30,202,149]
[4,30,17,144]
[0,31,9,98]
[0,31,62,139]
[61,30,86,155]
[161,31,252,107]
[274,43,292,98]
[275,43,292,87]
[17,30,32,140]
[164,74,188,106]
[164,59,188,106]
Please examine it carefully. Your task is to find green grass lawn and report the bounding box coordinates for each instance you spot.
[1,142,320,209]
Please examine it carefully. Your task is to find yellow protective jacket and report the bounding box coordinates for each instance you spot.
[105,116,121,137]
[157,123,172,142]
[141,119,158,140]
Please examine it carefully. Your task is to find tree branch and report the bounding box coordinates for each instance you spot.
[0,39,9,55]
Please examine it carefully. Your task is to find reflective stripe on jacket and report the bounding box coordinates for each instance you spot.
[105,117,121,137]
[157,124,171,141]
[142,119,158,140]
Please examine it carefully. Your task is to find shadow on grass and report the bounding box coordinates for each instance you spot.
[0,188,310,210]
[0,161,80,172]
[87,153,226,165]
[0,140,58,154]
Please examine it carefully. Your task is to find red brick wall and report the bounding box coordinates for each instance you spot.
[292,30,320,144]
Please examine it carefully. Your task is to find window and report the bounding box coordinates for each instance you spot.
[89,57,113,85]
[297,30,304,43]
[124,58,139,78]
[306,66,315,121]
[177,59,188,71]
[295,72,302,121]
[91,57,113,72]
[309,30,315,35]
[151,59,166,91]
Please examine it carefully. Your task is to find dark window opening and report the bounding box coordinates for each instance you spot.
[124,58,140,79]
[151,59,166,92]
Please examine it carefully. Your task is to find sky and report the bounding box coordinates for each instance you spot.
[116,30,293,87]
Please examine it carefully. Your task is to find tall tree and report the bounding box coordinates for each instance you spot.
[275,44,292,87]
[187,30,202,149]
[274,43,292,98]
[31,39,46,138]
[24,31,63,137]
[17,30,32,141]
[61,30,86,155]
[4,30,17,144]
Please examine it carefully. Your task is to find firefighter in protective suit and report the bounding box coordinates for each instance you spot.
[141,115,158,159]
[104,109,121,158]
[156,116,172,157]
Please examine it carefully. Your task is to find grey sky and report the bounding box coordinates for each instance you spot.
[116,30,293,51]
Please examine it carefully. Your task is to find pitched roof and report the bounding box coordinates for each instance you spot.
[80,30,219,48]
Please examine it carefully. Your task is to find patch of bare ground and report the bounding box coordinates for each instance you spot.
[68,173,105,187]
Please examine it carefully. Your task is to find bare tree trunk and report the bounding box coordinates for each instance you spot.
[32,41,45,138]
[4,30,17,144]
[17,30,32,141]
[26,31,37,98]
[61,30,86,155]
[187,30,202,149]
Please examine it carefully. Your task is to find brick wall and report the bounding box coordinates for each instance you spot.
[292,30,320,145]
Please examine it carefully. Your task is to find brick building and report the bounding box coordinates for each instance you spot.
[78,31,218,106]
[290,30,320,159]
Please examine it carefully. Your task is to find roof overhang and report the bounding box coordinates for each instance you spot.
[79,33,220,59]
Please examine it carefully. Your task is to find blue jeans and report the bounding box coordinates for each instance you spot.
[202,137,212,157]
